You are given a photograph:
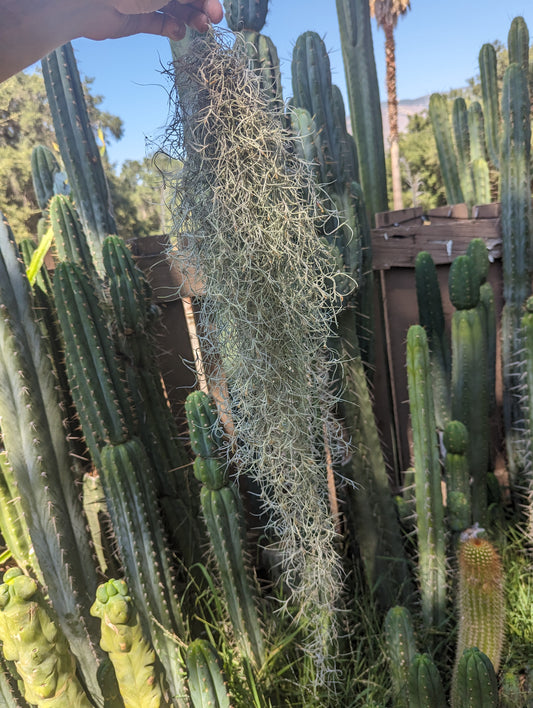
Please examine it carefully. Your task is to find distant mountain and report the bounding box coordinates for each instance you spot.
[380,95,430,146]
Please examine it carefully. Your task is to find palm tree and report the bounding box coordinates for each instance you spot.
[370,0,410,210]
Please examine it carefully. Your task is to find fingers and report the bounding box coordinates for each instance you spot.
[111,11,187,40]
[163,0,224,29]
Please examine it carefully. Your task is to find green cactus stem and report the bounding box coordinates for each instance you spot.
[49,194,97,273]
[453,530,505,688]
[99,439,187,705]
[429,93,464,205]
[414,251,451,430]
[242,31,283,111]
[479,43,500,169]
[452,647,499,708]
[0,568,92,708]
[499,60,532,486]
[407,653,446,708]
[520,295,533,542]
[185,640,230,708]
[223,0,268,32]
[467,102,487,164]
[339,314,412,610]
[443,420,471,533]
[449,255,489,526]
[452,97,475,208]
[335,0,388,223]
[291,31,356,188]
[41,42,116,275]
[406,325,446,628]
[186,390,265,668]
[383,606,417,708]
[0,215,103,703]
[91,579,170,708]
[30,145,65,213]
[508,16,530,72]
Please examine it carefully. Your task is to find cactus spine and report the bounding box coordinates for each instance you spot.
[91,579,170,708]
[0,568,93,708]
[406,325,446,628]
[186,390,265,668]
[453,532,505,696]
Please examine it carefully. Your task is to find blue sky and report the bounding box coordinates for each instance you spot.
[67,0,533,167]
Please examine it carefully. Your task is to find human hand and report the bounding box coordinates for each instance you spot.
[77,0,224,42]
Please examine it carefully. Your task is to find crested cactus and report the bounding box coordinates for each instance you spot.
[0,568,92,708]
[90,579,170,708]
[453,529,505,691]
[449,255,489,526]
[407,653,446,708]
[406,325,446,628]
[414,250,451,429]
[383,606,417,707]
[185,639,230,708]
[335,0,388,223]
[41,42,116,275]
[452,647,499,708]
[185,390,265,668]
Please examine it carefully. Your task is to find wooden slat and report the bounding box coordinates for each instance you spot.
[375,206,423,228]
[371,217,502,270]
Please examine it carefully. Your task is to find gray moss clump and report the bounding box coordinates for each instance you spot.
[166,30,348,681]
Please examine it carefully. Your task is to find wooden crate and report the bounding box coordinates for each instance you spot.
[371,203,503,477]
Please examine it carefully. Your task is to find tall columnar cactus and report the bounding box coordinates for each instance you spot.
[499,60,532,486]
[452,647,499,708]
[335,0,388,223]
[443,421,472,533]
[429,93,464,205]
[0,568,93,708]
[185,390,265,668]
[479,42,500,170]
[522,296,533,541]
[30,145,66,214]
[452,97,475,207]
[291,31,359,190]
[241,31,283,110]
[383,606,417,708]
[222,0,268,32]
[49,193,97,273]
[0,215,104,702]
[185,640,231,708]
[508,16,530,73]
[449,255,489,526]
[53,261,188,703]
[407,653,447,708]
[90,579,170,708]
[41,42,116,275]
[406,325,446,628]
[467,102,487,164]
[453,530,505,694]
[414,251,451,430]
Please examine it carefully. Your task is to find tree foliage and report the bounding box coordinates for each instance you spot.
[0,69,162,241]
